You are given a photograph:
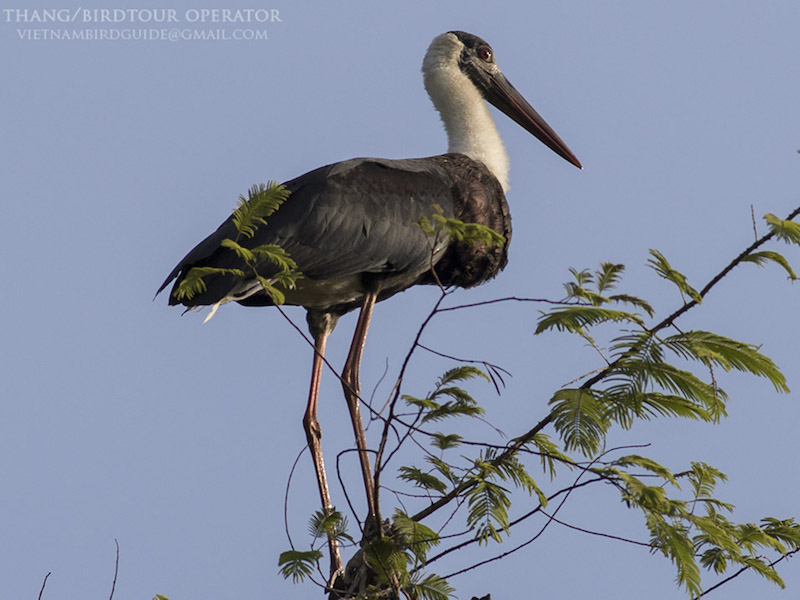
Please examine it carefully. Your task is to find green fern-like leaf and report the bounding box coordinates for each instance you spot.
[761,517,800,551]
[614,358,727,420]
[422,385,484,423]
[568,267,593,289]
[430,432,463,450]
[535,305,644,335]
[738,555,786,587]
[638,391,716,422]
[430,385,479,404]
[307,508,352,544]
[523,432,574,478]
[741,249,797,280]
[404,395,442,412]
[232,182,290,239]
[418,205,505,249]
[392,510,441,563]
[607,293,655,317]
[663,330,789,393]
[399,466,448,494]
[417,214,436,238]
[648,249,703,304]
[408,572,456,600]
[680,462,729,502]
[363,537,410,584]
[404,366,489,423]
[496,455,548,507]
[699,546,729,574]
[431,213,506,248]
[596,262,626,293]
[764,213,800,245]
[425,456,458,485]
[466,475,511,544]
[219,238,256,262]
[278,549,323,583]
[548,388,610,455]
[613,455,679,487]
[607,449,797,597]
[251,243,299,274]
[171,266,244,301]
[648,516,702,597]
[441,366,490,385]
[560,264,653,314]
[255,276,286,305]
[422,402,484,423]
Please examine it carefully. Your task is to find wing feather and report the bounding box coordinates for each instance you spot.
[158,157,459,306]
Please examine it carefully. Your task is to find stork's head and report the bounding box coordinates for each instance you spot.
[422,31,581,172]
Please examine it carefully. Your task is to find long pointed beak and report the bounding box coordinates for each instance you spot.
[484,72,582,169]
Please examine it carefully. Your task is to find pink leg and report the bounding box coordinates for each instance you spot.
[341,291,378,524]
[302,328,344,581]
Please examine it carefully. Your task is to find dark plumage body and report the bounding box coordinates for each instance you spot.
[159,154,510,319]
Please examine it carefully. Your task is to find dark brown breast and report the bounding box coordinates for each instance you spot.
[418,153,512,289]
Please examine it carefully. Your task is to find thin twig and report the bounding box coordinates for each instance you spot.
[38,572,51,600]
[417,343,512,394]
[108,539,119,600]
[538,508,651,547]
[336,447,380,535]
[367,357,392,426]
[283,446,307,550]
[436,296,580,313]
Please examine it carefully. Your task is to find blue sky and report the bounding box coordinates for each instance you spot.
[2,2,799,599]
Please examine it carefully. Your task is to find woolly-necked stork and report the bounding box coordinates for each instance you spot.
[157,30,580,574]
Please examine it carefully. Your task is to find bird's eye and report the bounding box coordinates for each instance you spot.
[478,46,493,62]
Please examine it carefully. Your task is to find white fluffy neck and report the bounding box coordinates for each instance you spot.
[422,33,510,191]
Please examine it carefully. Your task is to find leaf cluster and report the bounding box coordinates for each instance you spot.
[537,262,788,456]
[403,366,489,424]
[536,263,652,346]
[600,458,800,597]
[357,512,454,600]
[463,450,547,544]
[400,368,550,547]
[276,209,800,600]
[399,367,491,501]
[417,205,506,250]
[172,182,301,304]
[280,509,455,600]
